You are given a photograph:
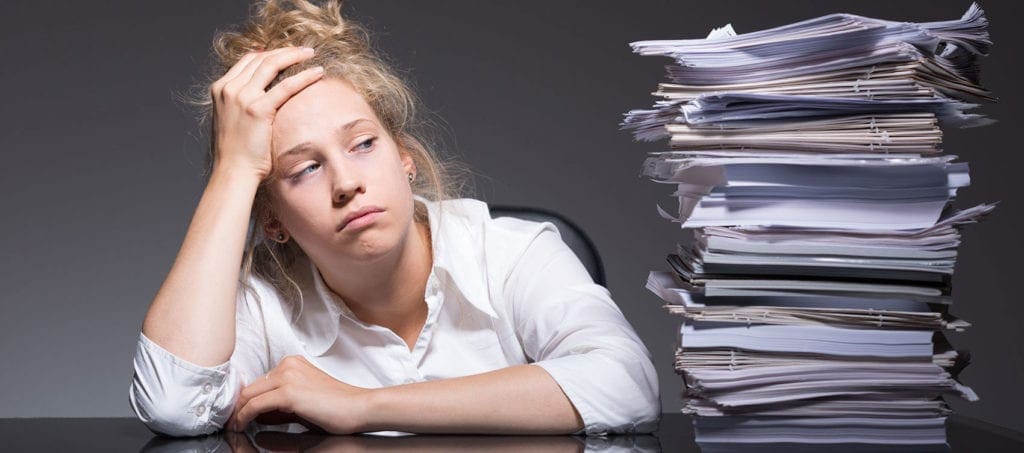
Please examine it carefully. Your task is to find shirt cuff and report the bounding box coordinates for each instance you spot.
[131,331,241,436]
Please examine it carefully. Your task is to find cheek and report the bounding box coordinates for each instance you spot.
[361,156,408,192]
[270,187,322,229]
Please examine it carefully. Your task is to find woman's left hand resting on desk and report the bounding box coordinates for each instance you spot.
[227,355,585,434]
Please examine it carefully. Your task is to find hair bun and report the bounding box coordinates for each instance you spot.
[212,0,369,73]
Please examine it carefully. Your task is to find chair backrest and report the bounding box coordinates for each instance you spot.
[488,205,607,288]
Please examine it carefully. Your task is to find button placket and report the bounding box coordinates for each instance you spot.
[397,353,415,384]
[411,281,444,364]
[388,344,411,384]
[398,353,421,384]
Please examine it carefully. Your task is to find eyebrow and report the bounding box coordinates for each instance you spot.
[278,118,375,159]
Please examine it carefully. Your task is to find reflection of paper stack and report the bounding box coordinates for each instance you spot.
[623,2,996,446]
[694,417,952,451]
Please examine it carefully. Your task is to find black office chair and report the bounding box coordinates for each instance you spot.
[488,205,607,288]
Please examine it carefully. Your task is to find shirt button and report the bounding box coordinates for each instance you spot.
[202,383,213,394]
[195,405,206,416]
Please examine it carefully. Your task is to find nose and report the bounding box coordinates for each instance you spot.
[331,163,364,204]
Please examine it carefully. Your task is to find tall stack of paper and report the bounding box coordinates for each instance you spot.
[623,3,996,446]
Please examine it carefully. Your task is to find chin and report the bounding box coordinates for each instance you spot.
[345,231,401,262]
[336,214,413,260]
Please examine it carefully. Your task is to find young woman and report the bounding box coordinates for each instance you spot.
[129,0,659,437]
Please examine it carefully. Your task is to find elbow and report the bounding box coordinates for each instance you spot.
[618,352,662,434]
[545,347,661,435]
[632,396,662,434]
[593,348,661,434]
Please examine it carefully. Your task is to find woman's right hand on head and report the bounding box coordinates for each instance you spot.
[209,46,325,180]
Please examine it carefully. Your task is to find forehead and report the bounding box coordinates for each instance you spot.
[272,78,378,154]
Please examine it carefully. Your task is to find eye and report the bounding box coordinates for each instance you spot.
[355,137,376,151]
[290,163,320,180]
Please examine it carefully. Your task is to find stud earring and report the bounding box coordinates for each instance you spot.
[408,172,415,182]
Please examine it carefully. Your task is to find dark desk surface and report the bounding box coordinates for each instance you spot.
[3,413,1023,452]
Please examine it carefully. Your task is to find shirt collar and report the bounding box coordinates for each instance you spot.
[418,195,499,319]
[292,196,498,356]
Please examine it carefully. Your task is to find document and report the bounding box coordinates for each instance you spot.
[622,3,996,443]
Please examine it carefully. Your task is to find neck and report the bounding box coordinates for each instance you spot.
[315,218,433,330]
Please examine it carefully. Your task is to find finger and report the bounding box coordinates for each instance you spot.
[211,51,260,100]
[220,51,261,86]
[224,46,298,95]
[235,389,292,429]
[254,66,325,111]
[236,373,278,413]
[242,46,317,95]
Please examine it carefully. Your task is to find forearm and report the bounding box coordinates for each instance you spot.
[141,164,262,367]
[361,364,584,435]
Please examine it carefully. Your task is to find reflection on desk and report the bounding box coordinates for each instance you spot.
[2,413,1024,452]
[693,415,948,446]
[142,430,657,452]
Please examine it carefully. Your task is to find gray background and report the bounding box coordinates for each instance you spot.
[2,0,1021,432]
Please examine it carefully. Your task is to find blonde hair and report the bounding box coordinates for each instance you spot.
[182,0,469,320]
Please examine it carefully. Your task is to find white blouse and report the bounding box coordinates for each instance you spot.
[128,196,661,437]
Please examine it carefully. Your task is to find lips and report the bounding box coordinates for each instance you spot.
[339,206,385,231]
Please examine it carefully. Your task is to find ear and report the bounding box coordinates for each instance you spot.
[400,151,416,177]
[262,217,286,238]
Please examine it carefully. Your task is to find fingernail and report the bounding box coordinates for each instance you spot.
[312,66,324,74]
[302,46,315,53]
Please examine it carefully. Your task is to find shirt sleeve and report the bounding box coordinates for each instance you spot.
[128,284,271,437]
[503,222,662,436]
